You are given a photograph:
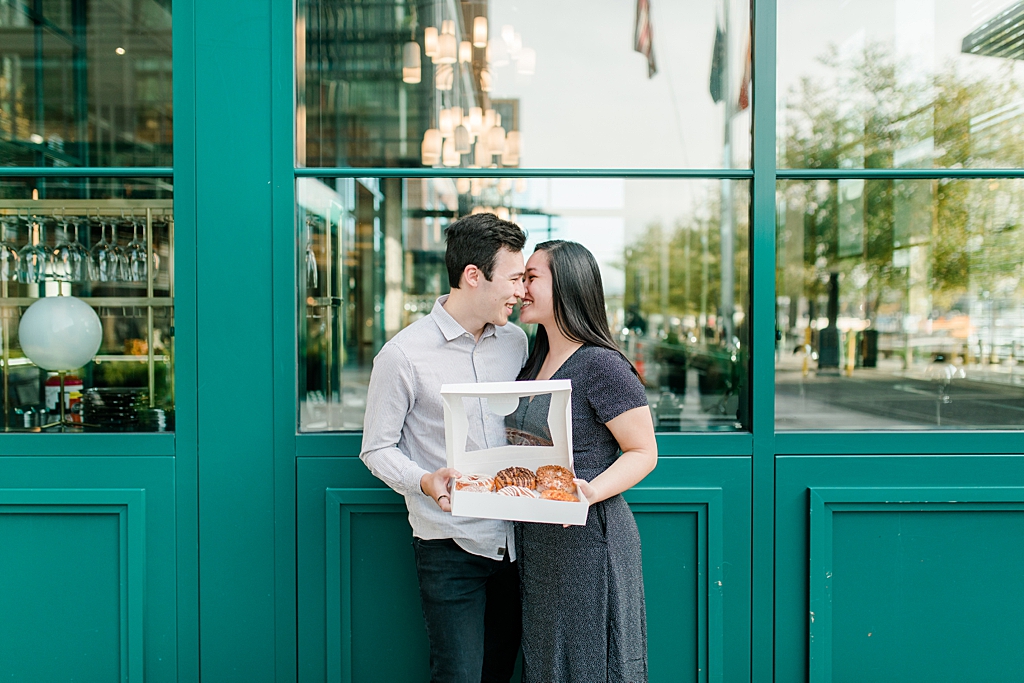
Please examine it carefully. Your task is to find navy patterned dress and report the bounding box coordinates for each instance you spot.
[509,345,649,683]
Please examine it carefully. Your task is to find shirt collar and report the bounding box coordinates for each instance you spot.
[431,295,496,342]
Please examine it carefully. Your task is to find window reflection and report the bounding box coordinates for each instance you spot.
[297,0,751,169]
[776,178,1024,430]
[297,177,750,432]
[779,0,1024,169]
[0,0,173,168]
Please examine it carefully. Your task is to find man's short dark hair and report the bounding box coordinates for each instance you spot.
[444,213,526,288]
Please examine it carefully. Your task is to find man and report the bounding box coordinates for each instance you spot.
[360,213,528,683]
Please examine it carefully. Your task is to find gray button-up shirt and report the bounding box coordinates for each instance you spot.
[360,295,529,560]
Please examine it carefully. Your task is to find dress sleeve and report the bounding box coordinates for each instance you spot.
[583,348,648,424]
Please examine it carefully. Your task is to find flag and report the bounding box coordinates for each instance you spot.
[634,0,656,78]
[737,32,751,111]
[709,25,725,103]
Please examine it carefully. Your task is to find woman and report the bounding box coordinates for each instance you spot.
[510,240,658,683]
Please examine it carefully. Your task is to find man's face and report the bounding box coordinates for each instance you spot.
[474,247,525,326]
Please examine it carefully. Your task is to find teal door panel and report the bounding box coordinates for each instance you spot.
[298,456,750,683]
[298,459,426,683]
[777,456,1024,683]
[0,457,176,683]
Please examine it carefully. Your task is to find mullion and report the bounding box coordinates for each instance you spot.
[293,167,753,179]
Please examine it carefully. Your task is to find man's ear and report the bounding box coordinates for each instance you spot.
[461,264,481,288]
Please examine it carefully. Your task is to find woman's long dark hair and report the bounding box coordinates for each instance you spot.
[518,240,639,380]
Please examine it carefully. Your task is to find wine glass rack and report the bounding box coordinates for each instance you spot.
[0,199,174,430]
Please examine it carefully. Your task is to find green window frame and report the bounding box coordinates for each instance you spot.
[278,2,1024,678]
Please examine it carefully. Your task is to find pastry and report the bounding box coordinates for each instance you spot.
[505,427,554,447]
[535,465,576,493]
[493,466,536,491]
[540,489,579,502]
[454,474,494,493]
[496,486,540,498]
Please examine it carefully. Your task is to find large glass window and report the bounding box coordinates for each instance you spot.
[776,178,1023,430]
[297,0,750,169]
[778,0,1024,169]
[0,0,173,168]
[1,182,175,432]
[297,177,750,432]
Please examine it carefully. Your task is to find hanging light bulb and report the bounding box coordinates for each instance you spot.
[442,19,455,35]
[468,107,483,133]
[471,178,483,196]
[424,27,439,57]
[488,125,506,152]
[496,207,510,221]
[515,178,528,193]
[442,137,460,166]
[473,17,488,48]
[484,109,496,129]
[503,131,521,165]
[456,178,471,194]
[474,136,490,167]
[480,69,493,93]
[436,32,457,64]
[488,40,509,67]
[421,129,441,165]
[402,42,421,84]
[498,178,512,194]
[439,108,454,137]
[495,112,502,126]
[517,47,536,75]
[454,125,471,154]
[450,106,463,127]
[459,40,473,64]
[501,24,515,46]
[434,63,454,90]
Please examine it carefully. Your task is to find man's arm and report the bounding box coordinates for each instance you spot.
[359,343,433,497]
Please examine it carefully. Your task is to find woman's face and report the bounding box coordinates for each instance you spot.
[519,249,554,326]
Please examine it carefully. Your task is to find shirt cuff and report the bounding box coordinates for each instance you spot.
[404,465,432,498]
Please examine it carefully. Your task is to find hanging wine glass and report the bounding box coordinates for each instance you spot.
[305,216,319,291]
[90,218,114,282]
[109,220,130,282]
[0,217,20,282]
[67,217,91,282]
[50,218,75,282]
[125,219,148,282]
[18,215,49,284]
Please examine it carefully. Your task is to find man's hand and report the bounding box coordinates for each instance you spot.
[420,467,461,513]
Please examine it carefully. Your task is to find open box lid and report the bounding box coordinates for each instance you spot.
[440,379,574,474]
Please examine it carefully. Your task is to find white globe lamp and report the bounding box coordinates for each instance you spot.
[18,295,102,429]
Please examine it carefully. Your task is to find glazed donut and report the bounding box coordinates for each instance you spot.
[535,465,576,493]
[496,486,540,498]
[454,474,494,492]
[505,427,553,447]
[540,489,579,502]
[493,466,537,491]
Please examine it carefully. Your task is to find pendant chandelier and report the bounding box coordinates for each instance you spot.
[413,13,530,168]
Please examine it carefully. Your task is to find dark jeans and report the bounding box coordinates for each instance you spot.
[412,537,521,683]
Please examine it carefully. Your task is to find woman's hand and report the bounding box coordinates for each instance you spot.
[574,478,599,502]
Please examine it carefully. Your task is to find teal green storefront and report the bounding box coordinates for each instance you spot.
[2,0,1024,681]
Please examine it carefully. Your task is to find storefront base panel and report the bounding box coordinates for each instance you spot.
[776,454,1024,683]
[0,456,177,683]
[297,456,751,683]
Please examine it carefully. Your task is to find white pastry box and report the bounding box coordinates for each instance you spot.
[441,379,590,526]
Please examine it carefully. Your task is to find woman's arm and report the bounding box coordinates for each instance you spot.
[576,405,658,504]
